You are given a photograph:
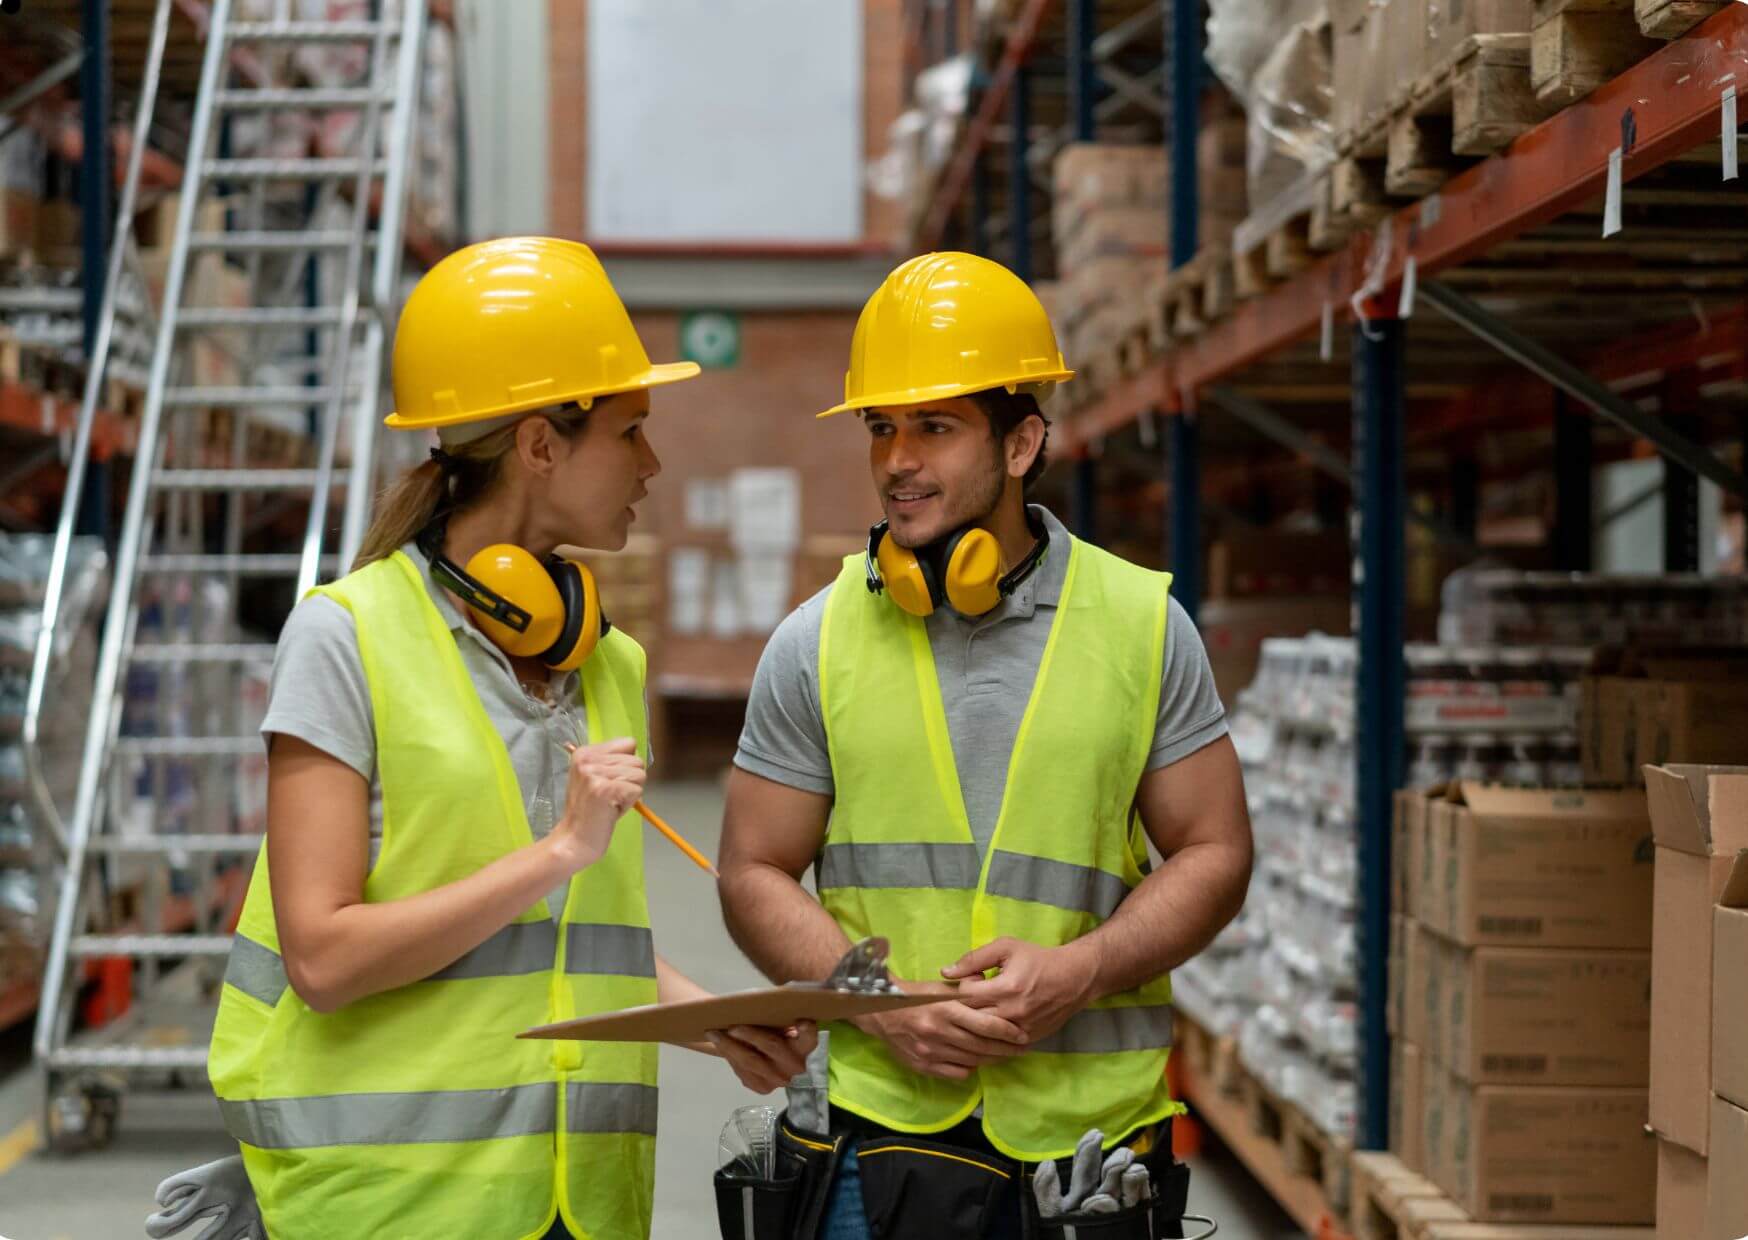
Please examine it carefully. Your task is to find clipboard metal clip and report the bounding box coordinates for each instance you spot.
[817,937,898,995]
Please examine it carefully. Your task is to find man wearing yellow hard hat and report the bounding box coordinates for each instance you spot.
[201,237,815,1240]
[718,252,1254,1238]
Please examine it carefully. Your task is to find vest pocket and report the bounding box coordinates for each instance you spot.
[852,1134,1015,1239]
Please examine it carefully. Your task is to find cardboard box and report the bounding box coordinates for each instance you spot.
[1404,920,1436,1051]
[1437,936,1649,1085]
[1434,0,1533,49]
[1431,1063,1655,1224]
[1401,785,1444,921]
[1711,852,1748,1112]
[1708,1095,1748,1240]
[1396,1038,1427,1174]
[1581,649,1748,787]
[1330,0,1375,33]
[0,187,39,254]
[1385,0,1427,103]
[1644,764,1748,1154]
[1423,784,1654,949]
[1390,913,1406,1038]
[1656,1137,1709,1240]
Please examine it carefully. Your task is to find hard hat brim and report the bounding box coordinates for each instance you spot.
[815,368,1075,419]
[387,360,702,430]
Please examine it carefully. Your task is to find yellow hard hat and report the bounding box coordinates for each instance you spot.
[817,251,1073,419]
[386,236,700,431]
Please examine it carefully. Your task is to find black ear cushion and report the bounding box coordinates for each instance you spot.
[542,557,590,667]
[914,532,949,610]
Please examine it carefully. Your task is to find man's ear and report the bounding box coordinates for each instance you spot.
[1006,414,1046,480]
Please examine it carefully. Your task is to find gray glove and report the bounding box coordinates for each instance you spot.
[1032,1158,1066,1219]
[1061,1128,1105,1213]
[1077,1193,1122,1214]
[1095,1146,1134,1201]
[1120,1162,1152,1208]
[146,1155,265,1240]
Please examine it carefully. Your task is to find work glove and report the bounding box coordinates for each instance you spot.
[1120,1162,1152,1208]
[1033,1158,1066,1218]
[146,1155,265,1240]
[1076,1193,1122,1214]
[1061,1128,1105,1212]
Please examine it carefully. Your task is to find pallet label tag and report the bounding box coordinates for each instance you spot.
[1726,88,1740,183]
[1320,301,1334,362]
[1398,258,1418,319]
[1603,148,1623,238]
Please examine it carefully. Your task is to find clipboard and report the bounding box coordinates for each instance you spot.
[519,937,954,1044]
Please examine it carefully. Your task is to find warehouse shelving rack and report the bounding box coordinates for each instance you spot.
[913,0,1748,1211]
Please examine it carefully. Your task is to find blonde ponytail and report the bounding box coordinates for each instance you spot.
[349,403,593,572]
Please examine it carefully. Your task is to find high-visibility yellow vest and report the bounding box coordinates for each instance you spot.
[209,550,659,1240]
[816,536,1184,1162]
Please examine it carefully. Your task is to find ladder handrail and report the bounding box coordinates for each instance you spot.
[20,0,177,864]
[340,0,429,572]
[33,0,237,1066]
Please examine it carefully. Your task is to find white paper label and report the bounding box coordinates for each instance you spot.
[1603,147,1623,238]
[1725,87,1740,182]
[1398,257,1418,318]
[1137,406,1158,448]
[1421,193,1442,229]
[1320,301,1335,361]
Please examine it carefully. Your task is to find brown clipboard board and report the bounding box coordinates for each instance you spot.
[519,982,955,1044]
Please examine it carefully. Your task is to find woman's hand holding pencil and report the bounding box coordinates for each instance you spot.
[562,741,719,878]
[553,738,647,872]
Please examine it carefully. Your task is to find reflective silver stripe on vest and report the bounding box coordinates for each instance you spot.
[565,923,657,977]
[1031,1005,1175,1055]
[565,1082,659,1136]
[984,852,1133,919]
[816,842,980,891]
[220,1083,556,1149]
[224,935,288,1008]
[427,922,558,982]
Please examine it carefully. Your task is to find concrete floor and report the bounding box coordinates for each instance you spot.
[0,779,1302,1239]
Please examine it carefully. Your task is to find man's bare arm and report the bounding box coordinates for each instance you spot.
[716,766,852,984]
[1081,734,1253,999]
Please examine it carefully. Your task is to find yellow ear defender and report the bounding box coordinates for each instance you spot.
[864,511,1050,618]
[419,523,609,671]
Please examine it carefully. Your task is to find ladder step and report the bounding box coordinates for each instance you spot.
[188,230,369,253]
[204,157,389,181]
[141,553,336,575]
[164,386,335,408]
[116,737,259,757]
[228,20,390,42]
[88,834,264,855]
[216,87,395,111]
[179,307,343,330]
[72,934,233,958]
[130,643,279,664]
[153,469,347,491]
[47,1046,212,1071]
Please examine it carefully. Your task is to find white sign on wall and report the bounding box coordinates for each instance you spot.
[585,0,863,243]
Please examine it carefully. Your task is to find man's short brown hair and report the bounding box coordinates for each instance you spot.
[969,387,1052,491]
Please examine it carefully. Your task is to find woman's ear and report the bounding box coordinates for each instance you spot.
[514,413,564,479]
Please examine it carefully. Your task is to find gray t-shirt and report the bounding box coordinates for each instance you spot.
[734,506,1227,857]
[259,541,612,920]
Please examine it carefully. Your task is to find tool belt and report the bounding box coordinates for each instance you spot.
[715,1109,1199,1240]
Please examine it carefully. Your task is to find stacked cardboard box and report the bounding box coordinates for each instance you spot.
[1581,648,1748,786]
[1049,143,1169,369]
[1641,764,1748,1240]
[1392,783,1657,1225]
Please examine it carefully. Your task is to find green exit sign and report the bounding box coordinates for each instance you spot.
[679,310,741,369]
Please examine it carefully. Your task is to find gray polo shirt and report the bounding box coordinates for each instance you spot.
[734,506,1227,857]
[259,541,612,920]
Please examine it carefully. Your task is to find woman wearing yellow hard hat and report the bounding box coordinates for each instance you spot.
[205,237,817,1240]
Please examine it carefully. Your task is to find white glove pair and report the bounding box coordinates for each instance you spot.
[1032,1129,1153,1219]
[145,1155,265,1240]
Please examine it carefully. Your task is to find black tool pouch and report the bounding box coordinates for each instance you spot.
[853,1132,1019,1240]
[1021,1141,1194,1240]
[713,1110,847,1240]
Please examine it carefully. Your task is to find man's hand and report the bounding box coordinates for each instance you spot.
[853,995,1029,1081]
[941,938,1101,1044]
[706,1021,820,1094]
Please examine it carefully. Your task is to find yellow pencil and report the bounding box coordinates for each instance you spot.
[562,742,719,877]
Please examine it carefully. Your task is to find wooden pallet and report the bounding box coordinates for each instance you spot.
[1174,1008,1242,1097]
[1635,0,1729,38]
[1346,1150,1656,1240]
[1157,246,1234,341]
[1238,1071,1354,1220]
[1532,2,1662,108]
[1389,35,1549,194]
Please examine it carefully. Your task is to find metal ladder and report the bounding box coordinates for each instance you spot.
[22,0,429,1151]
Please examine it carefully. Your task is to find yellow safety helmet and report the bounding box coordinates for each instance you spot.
[817,251,1073,418]
[387,236,700,431]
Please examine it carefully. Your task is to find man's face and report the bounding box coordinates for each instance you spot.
[865,398,1006,548]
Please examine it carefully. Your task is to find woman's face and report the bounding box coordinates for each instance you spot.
[537,390,661,552]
